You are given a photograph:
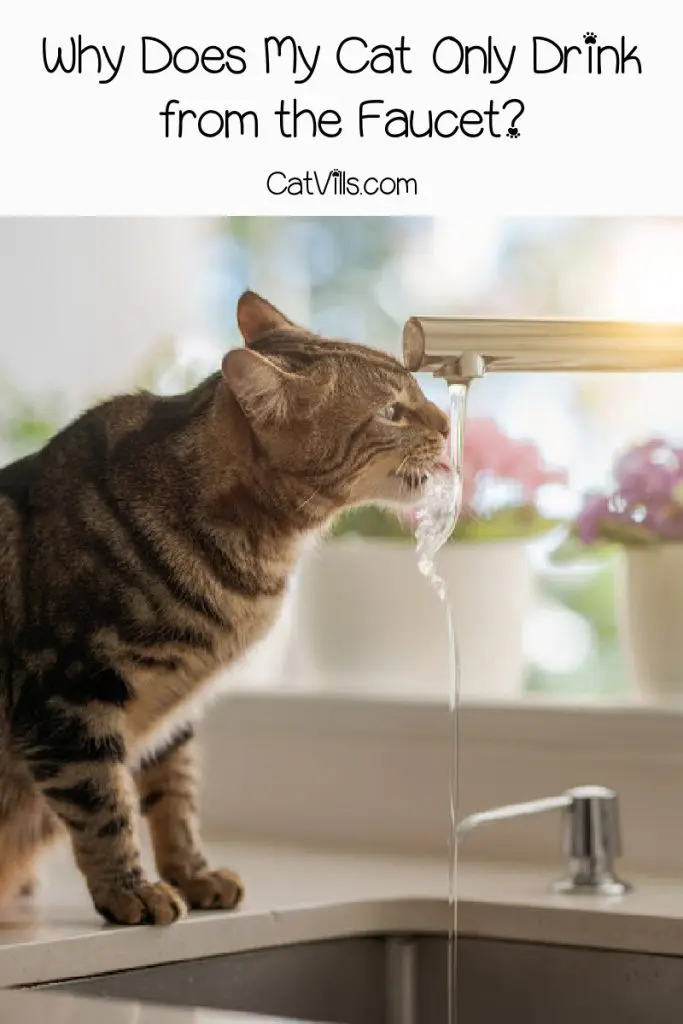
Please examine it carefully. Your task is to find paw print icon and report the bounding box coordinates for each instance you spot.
[506,127,520,139]
[583,32,597,44]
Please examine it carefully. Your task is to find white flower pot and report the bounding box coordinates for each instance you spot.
[619,544,683,700]
[289,538,533,699]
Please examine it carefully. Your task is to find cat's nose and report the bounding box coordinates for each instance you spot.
[423,401,450,438]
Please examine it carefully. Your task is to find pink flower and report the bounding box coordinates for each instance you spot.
[462,418,566,509]
[463,418,506,475]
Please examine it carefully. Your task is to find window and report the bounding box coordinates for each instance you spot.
[205,217,683,704]
[3,216,683,706]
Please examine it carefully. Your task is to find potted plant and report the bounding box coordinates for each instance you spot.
[289,418,566,699]
[575,438,683,700]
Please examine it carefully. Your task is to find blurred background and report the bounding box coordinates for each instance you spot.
[2,216,683,701]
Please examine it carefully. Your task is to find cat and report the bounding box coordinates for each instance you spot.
[0,290,450,926]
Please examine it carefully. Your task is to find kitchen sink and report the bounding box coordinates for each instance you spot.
[46,933,683,1024]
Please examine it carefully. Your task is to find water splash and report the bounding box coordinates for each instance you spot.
[415,384,466,582]
[413,383,468,1024]
[415,467,463,595]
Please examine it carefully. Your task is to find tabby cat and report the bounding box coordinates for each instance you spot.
[0,290,449,926]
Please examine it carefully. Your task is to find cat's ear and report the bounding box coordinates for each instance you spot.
[222,348,294,423]
[236,290,295,346]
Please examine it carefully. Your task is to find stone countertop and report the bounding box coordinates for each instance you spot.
[0,840,682,990]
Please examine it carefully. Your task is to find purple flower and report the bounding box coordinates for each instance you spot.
[615,439,666,473]
[618,464,677,502]
[576,438,683,546]
[615,441,681,496]
[576,493,611,544]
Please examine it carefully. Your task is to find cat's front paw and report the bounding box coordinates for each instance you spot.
[168,868,245,910]
[94,879,187,926]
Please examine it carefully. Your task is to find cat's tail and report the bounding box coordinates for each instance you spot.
[0,785,63,902]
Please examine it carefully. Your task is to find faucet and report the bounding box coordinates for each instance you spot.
[403,315,683,383]
[401,315,675,897]
[457,785,631,896]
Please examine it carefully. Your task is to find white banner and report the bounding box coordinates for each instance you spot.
[0,0,677,214]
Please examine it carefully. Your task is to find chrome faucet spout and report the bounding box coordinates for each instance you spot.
[457,785,631,897]
[403,316,683,384]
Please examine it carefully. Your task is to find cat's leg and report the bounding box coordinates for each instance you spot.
[22,702,187,926]
[137,727,244,911]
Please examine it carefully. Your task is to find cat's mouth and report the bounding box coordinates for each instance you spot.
[392,461,450,492]
[394,471,429,491]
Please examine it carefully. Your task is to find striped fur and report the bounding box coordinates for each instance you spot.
[0,291,449,925]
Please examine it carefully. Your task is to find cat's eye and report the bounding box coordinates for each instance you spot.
[381,403,401,422]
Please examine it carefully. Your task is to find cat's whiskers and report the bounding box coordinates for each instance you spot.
[395,453,411,476]
[399,474,410,501]
[296,488,321,512]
